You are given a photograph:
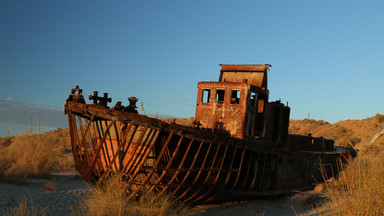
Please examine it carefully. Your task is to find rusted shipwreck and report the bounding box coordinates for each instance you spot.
[65,64,356,203]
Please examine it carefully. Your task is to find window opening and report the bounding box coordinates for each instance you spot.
[257,94,266,113]
[216,90,225,103]
[250,92,257,106]
[202,89,211,103]
[231,90,241,104]
[257,100,265,113]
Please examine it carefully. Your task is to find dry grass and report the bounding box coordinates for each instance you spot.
[160,117,195,127]
[0,128,74,182]
[43,182,57,192]
[320,144,384,215]
[325,125,361,148]
[2,197,45,216]
[289,119,329,134]
[289,114,384,148]
[76,174,188,216]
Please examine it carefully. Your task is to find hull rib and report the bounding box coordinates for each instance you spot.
[65,81,357,203]
[90,120,116,171]
[126,132,174,199]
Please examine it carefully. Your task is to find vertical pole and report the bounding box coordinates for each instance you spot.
[38,114,40,134]
[30,117,32,135]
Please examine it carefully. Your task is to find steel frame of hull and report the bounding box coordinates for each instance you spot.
[65,100,354,203]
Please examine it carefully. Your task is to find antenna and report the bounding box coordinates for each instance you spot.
[30,117,32,135]
[139,102,146,115]
[38,114,40,134]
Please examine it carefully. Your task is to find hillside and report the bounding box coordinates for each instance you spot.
[289,114,384,149]
[165,114,384,150]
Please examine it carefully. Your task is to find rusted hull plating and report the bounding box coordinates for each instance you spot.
[66,99,354,203]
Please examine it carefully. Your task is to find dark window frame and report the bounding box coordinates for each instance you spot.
[230,90,241,104]
[216,89,225,103]
[202,89,211,103]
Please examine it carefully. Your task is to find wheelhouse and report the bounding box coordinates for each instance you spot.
[195,64,290,143]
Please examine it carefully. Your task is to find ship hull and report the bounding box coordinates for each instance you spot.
[65,100,355,203]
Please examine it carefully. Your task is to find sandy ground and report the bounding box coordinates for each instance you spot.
[189,192,324,216]
[0,171,89,215]
[0,171,324,216]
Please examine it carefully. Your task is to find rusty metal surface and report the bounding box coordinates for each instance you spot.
[219,64,271,88]
[195,81,250,139]
[65,64,356,203]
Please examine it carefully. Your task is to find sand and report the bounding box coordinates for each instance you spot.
[0,171,89,215]
[0,171,324,216]
[190,192,324,216]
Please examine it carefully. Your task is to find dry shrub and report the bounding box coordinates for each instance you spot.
[288,119,329,134]
[78,174,188,216]
[5,135,56,179]
[2,197,45,216]
[160,117,195,127]
[374,113,384,123]
[0,129,75,182]
[325,125,360,148]
[0,137,13,147]
[301,118,330,125]
[132,191,187,216]
[320,145,384,215]
[43,182,57,192]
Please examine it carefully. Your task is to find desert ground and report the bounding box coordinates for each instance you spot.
[0,171,322,215]
[0,172,89,215]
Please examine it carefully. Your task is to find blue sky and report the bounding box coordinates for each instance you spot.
[1,0,383,133]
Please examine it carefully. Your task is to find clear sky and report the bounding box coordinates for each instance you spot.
[1,0,383,128]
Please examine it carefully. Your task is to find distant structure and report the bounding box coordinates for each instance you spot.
[30,117,32,135]
[139,102,146,115]
[38,114,40,134]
